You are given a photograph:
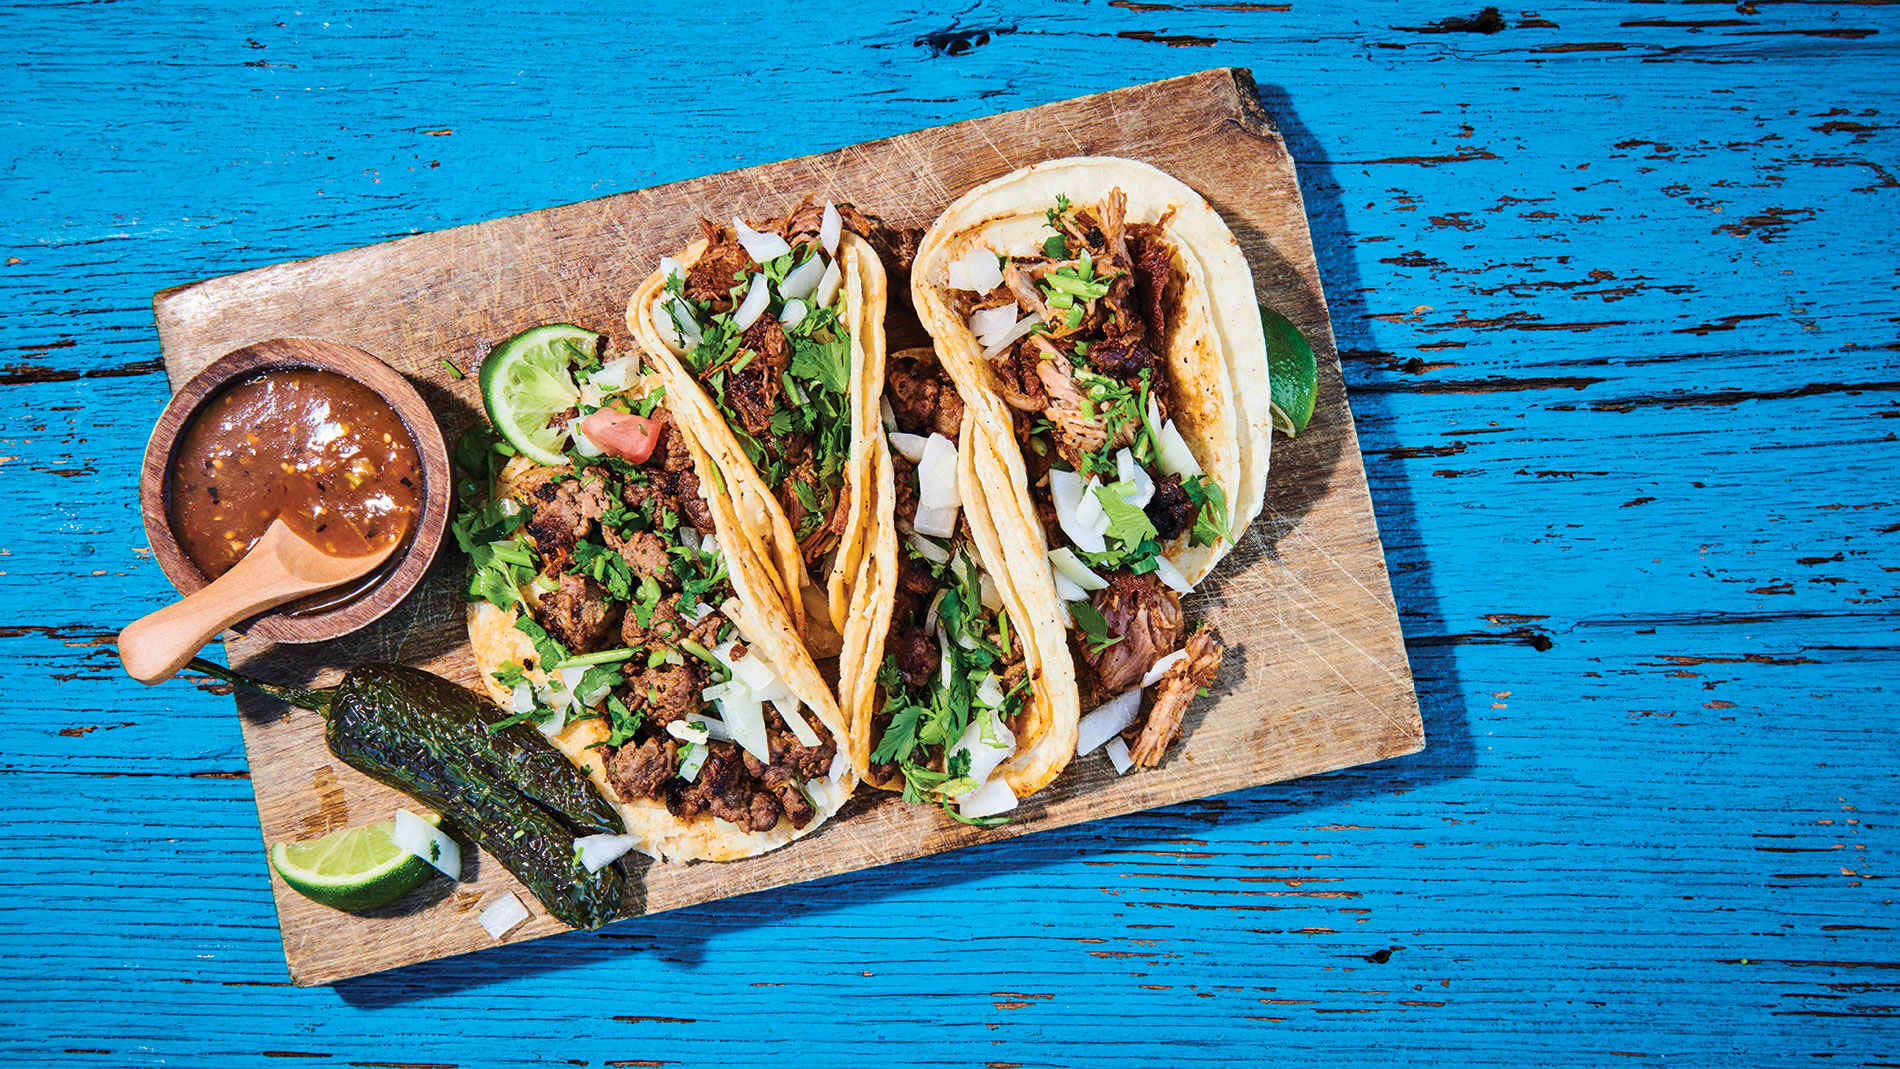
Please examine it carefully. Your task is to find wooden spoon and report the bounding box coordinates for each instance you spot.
[118,519,399,685]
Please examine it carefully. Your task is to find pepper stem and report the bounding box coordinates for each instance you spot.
[185,656,331,713]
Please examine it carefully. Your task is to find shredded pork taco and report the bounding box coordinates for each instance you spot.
[454,327,854,863]
[911,157,1271,768]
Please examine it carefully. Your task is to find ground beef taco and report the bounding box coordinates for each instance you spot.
[456,335,854,864]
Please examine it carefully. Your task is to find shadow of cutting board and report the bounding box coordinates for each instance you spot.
[152,67,1422,986]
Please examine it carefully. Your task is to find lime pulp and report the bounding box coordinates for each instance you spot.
[478,324,598,466]
[267,813,441,911]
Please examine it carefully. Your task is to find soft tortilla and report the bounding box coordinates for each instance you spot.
[626,230,890,660]
[466,380,855,864]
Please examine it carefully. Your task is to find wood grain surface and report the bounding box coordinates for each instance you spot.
[150,68,1421,986]
[3,0,1896,1063]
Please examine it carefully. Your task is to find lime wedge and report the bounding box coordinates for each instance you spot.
[268,813,443,911]
[478,324,599,465]
[1260,305,1317,438]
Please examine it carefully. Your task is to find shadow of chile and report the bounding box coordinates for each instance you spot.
[336,79,1474,1005]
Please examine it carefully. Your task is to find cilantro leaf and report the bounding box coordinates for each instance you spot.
[1070,599,1121,653]
[1095,483,1158,548]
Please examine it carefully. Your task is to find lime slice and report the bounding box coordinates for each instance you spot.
[1260,305,1317,438]
[267,813,443,911]
[478,324,599,465]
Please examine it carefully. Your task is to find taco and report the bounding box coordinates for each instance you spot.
[837,346,1078,821]
[627,198,897,658]
[910,157,1270,768]
[453,326,854,863]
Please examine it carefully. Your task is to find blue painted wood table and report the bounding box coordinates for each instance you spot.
[2,2,1894,1064]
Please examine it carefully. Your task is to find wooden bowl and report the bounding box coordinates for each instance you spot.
[139,337,451,644]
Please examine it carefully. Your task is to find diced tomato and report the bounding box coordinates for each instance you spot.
[581,409,665,464]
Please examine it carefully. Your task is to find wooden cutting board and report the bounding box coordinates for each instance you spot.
[151,67,1422,986]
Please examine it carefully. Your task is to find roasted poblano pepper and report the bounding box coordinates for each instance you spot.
[189,657,628,930]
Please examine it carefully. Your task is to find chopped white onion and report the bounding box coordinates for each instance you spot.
[828,747,850,783]
[733,216,791,263]
[958,778,1018,819]
[477,891,529,939]
[1156,419,1201,478]
[979,572,1001,611]
[778,298,809,330]
[536,702,567,738]
[1104,736,1134,775]
[888,432,927,464]
[976,672,1006,709]
[776,702,821,748]
[820,201,842,255]
[724,646,778,694]
[950,708,1017,792]
[589,356,639,392]
[578,380,607,409]
[1116,448,1156,508]
[663,296,703,349]
[691,601,717,622]
[1153,554,1194,594]
[968,302,1020,348]
[1050,567,1087,604]
[732,272,771,330]
[1076,690,1142,756]
[659,255,685,281]
[924,588,946,636]
[938,625,954,691]
[574,833,638,874]
[917,433,961,511]
[1048,469,1107,554]
[678,525,701,555]
[662,649,684,667]
[981,313,1043,362]
[566,418,602,458]
[1075,475,1107,534]
[779,254,826,302]
[677,742,709,781]
[907,532,950,565]
[718,695,770,764]
[1141,649,1191,688]
[509,681,535,715]
[814,257,843,309]
[1048,547,1109,591]
[947,246,1005,294]
[879,396,898,433]
[667,719,710,745]
[394,809,462,880]
[912,505,958,539]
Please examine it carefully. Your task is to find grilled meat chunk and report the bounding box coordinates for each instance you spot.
[1128,629,1223,766]
[1082,571,1185,694]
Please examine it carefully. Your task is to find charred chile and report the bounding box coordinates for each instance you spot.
[187,657,628,930]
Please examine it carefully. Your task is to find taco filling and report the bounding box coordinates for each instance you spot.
[943,189,1227,765]
[648,199,873,567]
[866,349,1030,821]
[454,354,843,836]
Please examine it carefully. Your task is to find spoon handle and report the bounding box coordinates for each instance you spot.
[118,543,330,685]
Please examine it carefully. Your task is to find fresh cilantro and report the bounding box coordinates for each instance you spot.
[1070,599,1122,653]
[493,662,528,688]
[1095,483,1158,548]
[513,615,570,672]
[1042,233,1069,259]
[569,538,634,601]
